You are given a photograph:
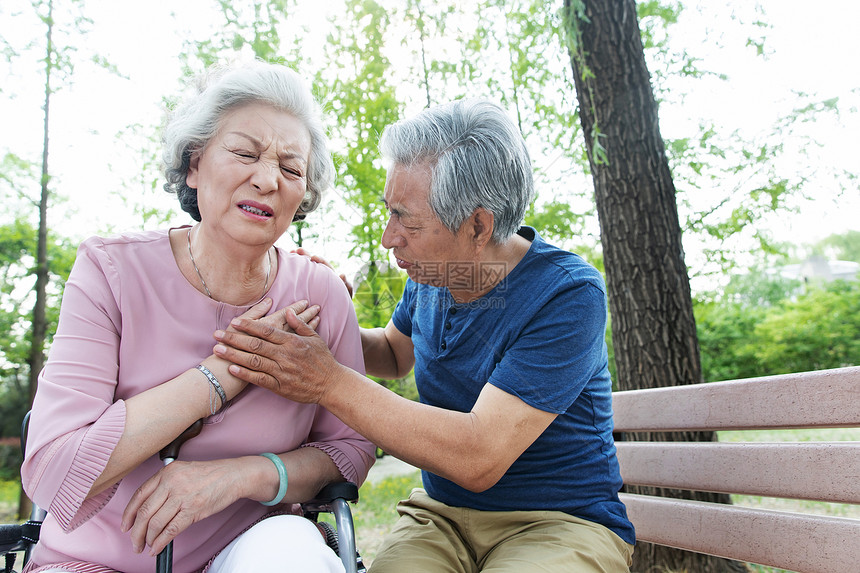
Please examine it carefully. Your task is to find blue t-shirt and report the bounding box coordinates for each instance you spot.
[391,227,635,545]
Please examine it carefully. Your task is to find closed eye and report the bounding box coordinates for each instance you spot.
[232,149,258,160]
[280,165,303,177]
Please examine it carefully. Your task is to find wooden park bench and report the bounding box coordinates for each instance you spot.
[612,366,860,573]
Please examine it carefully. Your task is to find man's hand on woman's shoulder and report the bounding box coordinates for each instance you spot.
[291,248,354,298]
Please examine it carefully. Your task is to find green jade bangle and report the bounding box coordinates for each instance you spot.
[260,453,288,506]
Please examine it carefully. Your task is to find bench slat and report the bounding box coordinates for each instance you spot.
[620,493,860,573]
[616,442,860,503]
[613,366,860,432]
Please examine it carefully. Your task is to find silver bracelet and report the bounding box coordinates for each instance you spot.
[196,364,227,413]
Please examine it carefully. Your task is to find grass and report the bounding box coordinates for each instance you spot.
[718,427,860,443]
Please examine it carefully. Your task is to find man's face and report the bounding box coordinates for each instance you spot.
[381,162,475,288]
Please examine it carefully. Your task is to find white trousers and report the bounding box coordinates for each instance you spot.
[208,515,346,573]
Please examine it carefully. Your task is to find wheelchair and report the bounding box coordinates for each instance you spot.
[1,412,366,573]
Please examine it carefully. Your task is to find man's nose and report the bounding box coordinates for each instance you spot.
[381,218,403,249]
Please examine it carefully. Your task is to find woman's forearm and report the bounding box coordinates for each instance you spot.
[88,355,243,499]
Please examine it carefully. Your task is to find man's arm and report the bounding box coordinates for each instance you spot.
[320,369,558,492]
[360,321,415,379]
[214,312,556,492]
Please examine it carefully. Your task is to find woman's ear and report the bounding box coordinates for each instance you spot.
[186,149,202,188]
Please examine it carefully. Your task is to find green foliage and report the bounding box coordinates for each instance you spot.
[0,389,29,438]
[3,0,857,429]
[754,280,860,374]
[350,259,416,401]
[637,0,682,49]
[352,261,406,329]
[0,219,76,436]
[560,0,840,278]
[31,0,95,85]
[0,478,19,503]
[181,0,302,73]
[0,442,23,481]
[0,153,39,207]
[695,298,766,381]
[638,0,717,94]
[668,96,845,280]
[616,2,858,283]
[174,0,319,246]
[139,0,858,294]
[317,470,421,563]
[400,1,586,241]
[314,1,417,401]
[321,0,401,274]
[525,200,588,249]
[695,247,860,382]
[172,0,411,394]
[714,267,801,308]
[1,0,118,440]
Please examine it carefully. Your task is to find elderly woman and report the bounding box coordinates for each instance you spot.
[21,61,375,573]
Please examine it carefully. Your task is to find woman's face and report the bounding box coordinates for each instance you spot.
[186,102,312,250]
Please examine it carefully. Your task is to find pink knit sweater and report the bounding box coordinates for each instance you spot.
[21,228,375,573]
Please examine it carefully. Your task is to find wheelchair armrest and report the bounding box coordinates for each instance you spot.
[301,482,362,573]
[0,520,41,554]
[1,523,25,554]
[301,481,358,517]
[311,482,359,504]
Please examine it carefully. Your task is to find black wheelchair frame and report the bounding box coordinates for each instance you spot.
[1,413,365,573]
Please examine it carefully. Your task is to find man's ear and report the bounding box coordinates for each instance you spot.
[186,149,202,188]
[469,207,495,251]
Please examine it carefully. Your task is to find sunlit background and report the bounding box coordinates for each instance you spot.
[2,0,858,291]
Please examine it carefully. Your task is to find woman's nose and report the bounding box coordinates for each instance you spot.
[250,161,279,193]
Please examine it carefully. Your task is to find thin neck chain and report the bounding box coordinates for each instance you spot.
[186,226,272,302]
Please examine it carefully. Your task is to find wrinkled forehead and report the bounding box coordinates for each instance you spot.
[218,102,310,152]
[383,160,434,206]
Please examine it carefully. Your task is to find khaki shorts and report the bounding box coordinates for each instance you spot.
[369,489,634,573]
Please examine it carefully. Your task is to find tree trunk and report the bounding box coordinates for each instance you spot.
[563,1,747,571]
[19,0,54,522]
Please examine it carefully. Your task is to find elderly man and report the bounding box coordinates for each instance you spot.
[214,99,635,572]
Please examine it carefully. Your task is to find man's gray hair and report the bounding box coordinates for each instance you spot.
[162,60,334,221]
[379,99,533,242]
